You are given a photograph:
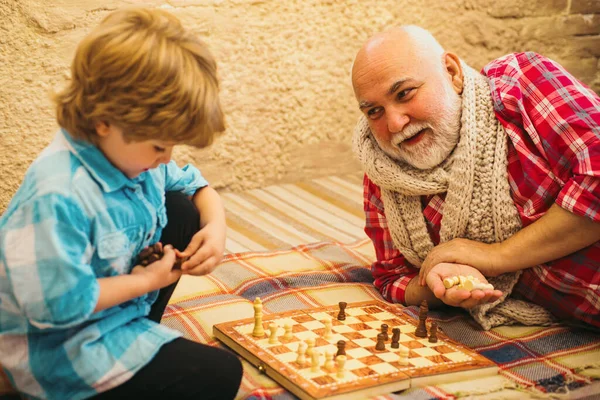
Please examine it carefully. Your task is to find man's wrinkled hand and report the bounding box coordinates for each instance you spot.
[419,238,504,286]
[424,262,503,308]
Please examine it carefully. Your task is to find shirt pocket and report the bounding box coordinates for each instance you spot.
[97,226,142,274]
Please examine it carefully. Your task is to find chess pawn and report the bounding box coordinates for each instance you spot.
[337,301,347,321]
[429,322,439,343]
[397,345,409,366]
[324,351,335,373]
[283,322,293,340]
[322,318,333,340]
[336,355,347,379]
[296,342,307,366]
[336,340,346,357]
[252,297,265,338]
[310,350,320,372]
[305,338,315,358]
[381,323,389,340]
[375,333,386,351]
[268,322,279,344]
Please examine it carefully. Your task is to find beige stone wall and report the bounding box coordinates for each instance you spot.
[1,0,598,213]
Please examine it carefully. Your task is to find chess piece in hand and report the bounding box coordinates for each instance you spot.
[137,242,188,269]
[424,262,502,309]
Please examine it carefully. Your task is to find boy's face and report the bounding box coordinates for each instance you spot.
[95,122,175,178]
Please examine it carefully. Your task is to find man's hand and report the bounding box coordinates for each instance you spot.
[418,238,503,286]
[131,245,182,291]
[177,222,226,276]
[425,262,503,308]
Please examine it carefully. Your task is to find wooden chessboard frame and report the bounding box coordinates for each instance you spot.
[213,300,497,400]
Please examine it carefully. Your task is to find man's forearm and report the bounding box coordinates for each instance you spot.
[496,203,600,274]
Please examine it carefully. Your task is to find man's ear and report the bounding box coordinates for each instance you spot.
[94,121,111,137]
[444,52,464,95]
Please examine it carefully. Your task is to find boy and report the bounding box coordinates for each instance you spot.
[0,8,242,400]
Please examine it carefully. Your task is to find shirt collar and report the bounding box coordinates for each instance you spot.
[60,128,147,193]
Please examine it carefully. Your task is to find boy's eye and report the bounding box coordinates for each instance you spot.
[154,146,166,152]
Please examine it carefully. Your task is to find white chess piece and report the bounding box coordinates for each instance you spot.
[268,322,279,344]
[311,350,320,372]
[283,322,293,340]
[305,338,315,357]
[296,342,307,365]
[336,355,347,379]
[398,345,409,366]
[324,351,335,373]
[322,318,333,340]
[252,297,265,337]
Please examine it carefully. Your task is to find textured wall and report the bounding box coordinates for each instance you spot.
[1,0,599,213]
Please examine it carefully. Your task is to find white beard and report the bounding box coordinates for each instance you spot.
[376,83,463,170]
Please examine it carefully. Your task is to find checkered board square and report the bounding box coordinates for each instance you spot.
[213,300,498,400]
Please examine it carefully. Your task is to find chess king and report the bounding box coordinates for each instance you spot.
[351,25,600,330]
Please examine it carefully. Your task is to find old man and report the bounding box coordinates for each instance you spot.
[351,26,600,329]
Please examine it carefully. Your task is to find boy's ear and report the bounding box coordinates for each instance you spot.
[95,121,111,137]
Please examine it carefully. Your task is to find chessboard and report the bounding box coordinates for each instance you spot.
[213,299,498,400]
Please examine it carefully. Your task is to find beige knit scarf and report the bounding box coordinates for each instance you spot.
[353,64,556,330]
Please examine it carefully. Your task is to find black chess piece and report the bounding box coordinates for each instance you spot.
[375,333,386,351]
[336,340,346,356]
[337,301,347,321]
[391,327,400,349]
[381,323,389,340]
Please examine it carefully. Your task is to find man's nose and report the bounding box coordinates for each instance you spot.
[387,109,409,133]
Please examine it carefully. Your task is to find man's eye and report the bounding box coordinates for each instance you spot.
[397,88,414,100]
[154,146,166,152]
[367,107,382,119]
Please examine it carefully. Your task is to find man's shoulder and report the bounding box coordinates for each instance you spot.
[482,52,557,80]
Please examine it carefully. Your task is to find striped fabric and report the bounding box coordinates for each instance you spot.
[163,238,600,400]
[3,173,600,399]
[222,174,366,253]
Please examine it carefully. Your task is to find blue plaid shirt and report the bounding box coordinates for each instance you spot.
[0,129,208,399]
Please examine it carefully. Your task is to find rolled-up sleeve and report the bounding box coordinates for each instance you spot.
[1,193,98,329]
[162,161,208,196]
[363,175,418,304]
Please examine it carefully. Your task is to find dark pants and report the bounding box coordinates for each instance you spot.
[95,192,243,400]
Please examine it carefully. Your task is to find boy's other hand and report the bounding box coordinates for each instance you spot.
[177,222,226,276]
[132,245,182,291]
[424,262,503,309]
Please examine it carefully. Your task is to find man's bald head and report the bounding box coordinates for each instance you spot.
[352,26,446,91]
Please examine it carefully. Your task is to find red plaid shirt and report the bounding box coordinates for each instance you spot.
[364,52,600,325]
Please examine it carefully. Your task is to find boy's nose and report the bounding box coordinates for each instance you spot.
[159,148,173,164]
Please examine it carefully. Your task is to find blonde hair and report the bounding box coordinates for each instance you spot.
[54,7,224,147]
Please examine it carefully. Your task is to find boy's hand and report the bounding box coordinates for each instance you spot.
[131,245,182,291]
[177,222,226,276]
[424,263,502,309]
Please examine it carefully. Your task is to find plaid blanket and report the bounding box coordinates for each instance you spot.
[163,239,600,400]
[3,239,600,398]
